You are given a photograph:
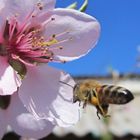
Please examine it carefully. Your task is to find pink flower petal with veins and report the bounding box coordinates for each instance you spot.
[19,65,80,127]
[44,8,100,62]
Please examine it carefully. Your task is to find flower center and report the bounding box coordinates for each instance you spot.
[1,18,56,65]
[0,2,72,78]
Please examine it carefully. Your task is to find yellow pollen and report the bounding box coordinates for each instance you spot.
[31,37,59,48]
[91,97,99,106]
[41,38,58,47]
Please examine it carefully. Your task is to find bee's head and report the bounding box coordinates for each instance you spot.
[59,80,80,103]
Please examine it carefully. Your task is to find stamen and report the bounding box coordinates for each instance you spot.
[47,46,63,51]
[14,13,19,18]
[9,20,17,40]
[1,4,73,68]
[49,37,73,46]
[39,35,72,49]
[51,18,55,21]
[41,38,58,47]
[58,46,63,49]
[11,54,35,66]
[32,14,36,18]
[17,7,40,35]
[52,29,71,38]
[18,57,36,66]
[42,17,55,27]
[16,34,25,44]
[3,20,10,40]
[47,55,67,63]
[61,60,67,63]
[37,2,43,10]
[52,58,67,63]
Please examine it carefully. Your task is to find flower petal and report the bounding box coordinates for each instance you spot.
[1,0,56,20]
[0,57,21,95]
[19,65,80,127]
[0,0,4,11]
[7,93,54,139]
[44,8,100,61]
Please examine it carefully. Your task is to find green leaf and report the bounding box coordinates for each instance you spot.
[9,59,27,79]
[79,0,88,12]
[66,2,77,9]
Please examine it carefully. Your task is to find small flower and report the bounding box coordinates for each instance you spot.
[0,0,100,138]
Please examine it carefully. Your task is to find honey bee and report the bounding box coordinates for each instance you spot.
[72,80,134,119]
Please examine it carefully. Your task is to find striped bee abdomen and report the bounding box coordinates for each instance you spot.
[98,85,134,104]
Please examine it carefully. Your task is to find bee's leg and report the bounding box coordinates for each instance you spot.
[83,100,88,108]
[83,91,91,108]
[101,103,111,118]
[96,111,100,119]
[99,105,106,117]
[96,104,107,118]
[92,89,107,118]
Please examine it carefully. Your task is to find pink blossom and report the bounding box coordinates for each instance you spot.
[0,0,100,138]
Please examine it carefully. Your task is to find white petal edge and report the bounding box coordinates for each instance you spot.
[0,57,21,95]
[7,93,54,139]
[44,8,100,62]
[19,65,80,127]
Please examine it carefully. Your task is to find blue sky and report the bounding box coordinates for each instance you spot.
[51,0,140,76]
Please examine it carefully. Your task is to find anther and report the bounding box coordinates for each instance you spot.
[51,18,55,21]
[59,46,63,49]
[15,13,19,17]
[62,60,67,63]
[52,38,72,45]
[40,36,44,41]
[52,34,56,38]
[37,2,43,10]
[32,14,36,18]
[50,58,53,61]
[42,18,55,27]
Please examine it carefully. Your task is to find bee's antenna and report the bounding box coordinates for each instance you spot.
[59,81,74,88]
